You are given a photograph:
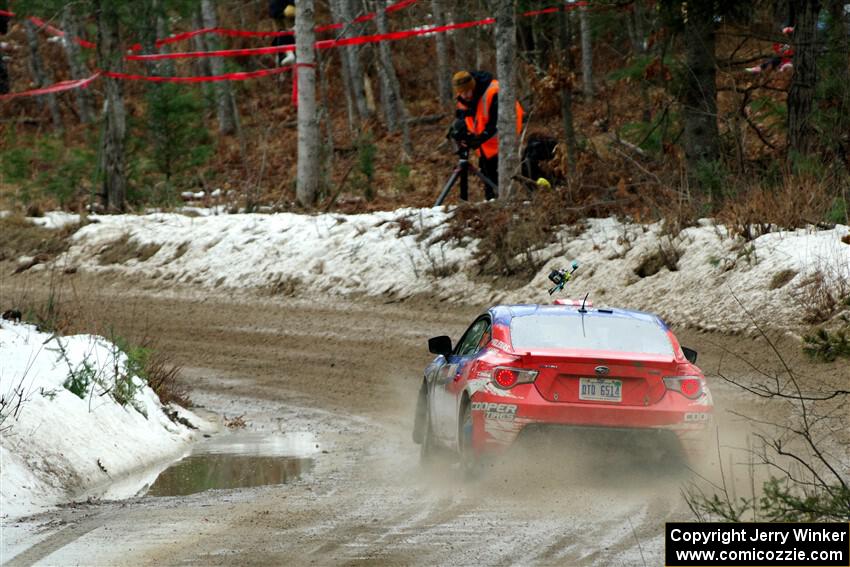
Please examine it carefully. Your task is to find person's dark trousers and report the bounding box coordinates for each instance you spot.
[479,153,498,200]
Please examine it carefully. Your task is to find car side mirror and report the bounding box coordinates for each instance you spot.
[428,335,453,357]
[682,347,698,364]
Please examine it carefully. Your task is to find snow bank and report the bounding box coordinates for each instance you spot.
[0,322,205,520]
[38,209,850,331]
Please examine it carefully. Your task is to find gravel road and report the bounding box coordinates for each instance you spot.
[2,275,843,566]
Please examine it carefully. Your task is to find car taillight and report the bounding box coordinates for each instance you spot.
[494,368,517,388]
[491,366,537,390]
[663,376,704,399]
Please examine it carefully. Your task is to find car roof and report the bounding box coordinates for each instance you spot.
[489,304,669,331]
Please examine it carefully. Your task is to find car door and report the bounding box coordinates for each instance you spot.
[432,315,491,443]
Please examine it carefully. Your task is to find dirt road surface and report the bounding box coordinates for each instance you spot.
[2,274,843,566]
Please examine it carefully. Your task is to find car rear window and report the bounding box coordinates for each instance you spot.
[510,314,674,356]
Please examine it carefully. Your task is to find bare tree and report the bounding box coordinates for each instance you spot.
[431,0,452,105]
[191,7,215,115]
[684,298,850,522]
[787,0,822,158]
[374,0,413,156]
[625,1,652,122]
[681,4,719,192]
[24,20,63,132]
[451,1,473,71]
[579,4,593,100]
[296,0,320,207]
[328,0,358,131]
[96,0,127,212]
[201,0,239,135]
[336,0,372,122]
[61,5,94,124]
[558,8,578,173]
[495,0,518,199]
[0,3,8,94]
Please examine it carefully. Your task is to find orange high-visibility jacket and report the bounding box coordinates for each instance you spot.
[459,79,525,159]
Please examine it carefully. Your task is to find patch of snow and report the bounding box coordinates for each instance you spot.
[27,212,81,230]
[26,207,850,331]
[0,321,208,520]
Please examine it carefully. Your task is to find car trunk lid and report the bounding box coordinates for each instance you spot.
[520,349,677,406]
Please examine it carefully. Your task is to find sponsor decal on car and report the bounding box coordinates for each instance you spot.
[684,412,711,422]
[472,402,518,421]
[491,339,511,352]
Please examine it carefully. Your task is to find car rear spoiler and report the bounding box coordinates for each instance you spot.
[516,349,677,366]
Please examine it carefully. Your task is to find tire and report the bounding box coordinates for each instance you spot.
[458,401,481,479]
[412,381,427,444]
[420,398,439,465]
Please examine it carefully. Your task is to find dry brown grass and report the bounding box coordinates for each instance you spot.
[98,234,162,265]
[717,176,836,241]
[769,269,798,290]
[144,347,191,408]
[0,215,80,263]
[793,270,850,324]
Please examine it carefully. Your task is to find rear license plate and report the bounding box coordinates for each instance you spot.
[579,378,622,402]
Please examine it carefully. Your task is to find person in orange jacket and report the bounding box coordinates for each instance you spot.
[452,70,524,200]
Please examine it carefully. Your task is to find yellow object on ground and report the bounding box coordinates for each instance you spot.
[536,178,551,190]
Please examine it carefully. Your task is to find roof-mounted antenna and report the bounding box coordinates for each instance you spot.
[579,292,590,314]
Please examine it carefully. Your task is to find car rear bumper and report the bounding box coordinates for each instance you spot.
[470,384,712,457]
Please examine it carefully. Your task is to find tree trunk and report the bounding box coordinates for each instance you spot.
[296,0,320,207]
[579,5,593,100]
[787,0,822,158]
[374,0,412,156]
[495,0,519,200]
[338,0,372,122]
[626,1,652,122]
[328,0,358,131]
[826,0,850,168]
[681,8,719,193]
[61,6,94,124]
[24,21,63,132]
[431,0,452,105]
[201,0,239,135]
[0,0,9,94]
[191,8,215,115]
[0,54,7,95]
[319,52,335,192]
[558,8,577,173]
[96,0,127,212]
[452,2,473,71]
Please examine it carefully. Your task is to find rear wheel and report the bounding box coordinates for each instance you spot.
[459,402,481,478]
[420,398,439,465]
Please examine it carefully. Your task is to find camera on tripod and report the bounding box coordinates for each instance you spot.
[449,118,469,142]
[447,118,471,158]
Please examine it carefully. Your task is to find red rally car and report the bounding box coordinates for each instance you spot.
[412,299,713,472]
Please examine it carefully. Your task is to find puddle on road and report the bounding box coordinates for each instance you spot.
[145,431,318,497]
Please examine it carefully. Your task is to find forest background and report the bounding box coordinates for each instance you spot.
[0,0,848,235]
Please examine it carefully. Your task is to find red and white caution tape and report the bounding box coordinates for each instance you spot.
[125,2,592,62]
[0,73,100,101]
[102,64,305,83]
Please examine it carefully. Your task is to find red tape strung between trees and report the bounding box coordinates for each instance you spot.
[0,73,100,101]
[102,63,308,83]
[0,64,314,100]
[126,18,492,61]
[125,2,590,62]
[0,1,591,99]
[2,0,420,53]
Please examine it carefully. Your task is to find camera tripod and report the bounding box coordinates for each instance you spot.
[433,144,498,206]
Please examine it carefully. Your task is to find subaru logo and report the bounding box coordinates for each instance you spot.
[595,366,609,376]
